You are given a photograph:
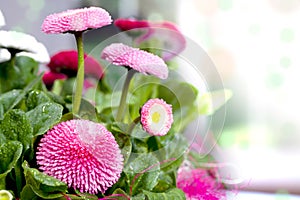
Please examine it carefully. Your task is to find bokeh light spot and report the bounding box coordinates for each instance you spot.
[280,28,295,43]
[218,0,233,11]
[280,57,291,68]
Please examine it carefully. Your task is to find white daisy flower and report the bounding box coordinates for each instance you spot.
[0,30,50,63]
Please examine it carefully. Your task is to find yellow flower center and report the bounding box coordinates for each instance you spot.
[152,112,160,123]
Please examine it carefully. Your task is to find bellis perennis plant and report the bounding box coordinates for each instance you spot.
[0,4,231,200]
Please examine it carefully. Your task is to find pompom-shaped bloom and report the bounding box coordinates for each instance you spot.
[140,98,173,136]
[0,10,5,28]
[42,7,112,34]
[0,30,50,63]
[36,119,124,194]
[101,43,168,79]
[48,50,104,79]
[177,166,225,200]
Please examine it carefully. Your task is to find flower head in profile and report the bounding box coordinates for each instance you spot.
[36,119,124,194]
[177,165,225,200]
[47,50,104,79]
[42,7,112,34]
[101,43,168,79]
[0,30,50,63]
[140,98,173,136]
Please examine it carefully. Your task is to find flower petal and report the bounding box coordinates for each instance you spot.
[42,7,112,34]
[101,43,168,79]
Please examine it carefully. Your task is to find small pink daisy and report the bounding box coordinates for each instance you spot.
[140,98,173,136]
[101,43,168,79]
[42,7,112,34]
[177,165,225,200]
[36,119,124,194]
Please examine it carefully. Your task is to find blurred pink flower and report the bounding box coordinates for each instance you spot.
[149,21,186,61]
[36,119,124,194]
[114,18,186,61]
[177,166,225,200]
[140,98,173,136]
[42,7,112,34]
[47,50,103,79]
[101,43,168,79]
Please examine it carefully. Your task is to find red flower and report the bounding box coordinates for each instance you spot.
[114,18,149,31]
[42,71,67,88]
[36,119,124,194]
[47,50,103,79]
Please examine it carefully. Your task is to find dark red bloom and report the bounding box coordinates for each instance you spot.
[42,71,67,88]
[114,18,149,31]
[47,50,103,79]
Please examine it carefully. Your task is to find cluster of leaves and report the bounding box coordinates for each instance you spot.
[0,55,196,200]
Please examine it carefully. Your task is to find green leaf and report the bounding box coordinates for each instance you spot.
[198,89,232,115]
[0,110,33,152]
[0,141,23,189]
[0,56,38,93]
[152,172,174,192]
[124,153,160,195]
[22,161,67,198]
[143,188,185,200]
[20,185,39,200]
[26,102,63,136]
[152,134,188,173]
[113,132,132,165]
[0,90,22,119]
[26,90,52,110]
[157,81,198,112]
[7,74,44,112]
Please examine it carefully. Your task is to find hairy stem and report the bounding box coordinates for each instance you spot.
[116,69,135,122]
[73,32,85,116]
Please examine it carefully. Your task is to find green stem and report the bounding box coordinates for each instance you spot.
[127,116,141,134]
[116,69,135,122]
[73,32,85,116]
[15,159,22,198]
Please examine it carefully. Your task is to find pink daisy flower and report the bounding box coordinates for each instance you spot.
[36,119,124,194]
[140,98,173,136]
[42,7,112,34]
[177,166,225,200]
[47,50,104,79]
[101,43,168,79]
